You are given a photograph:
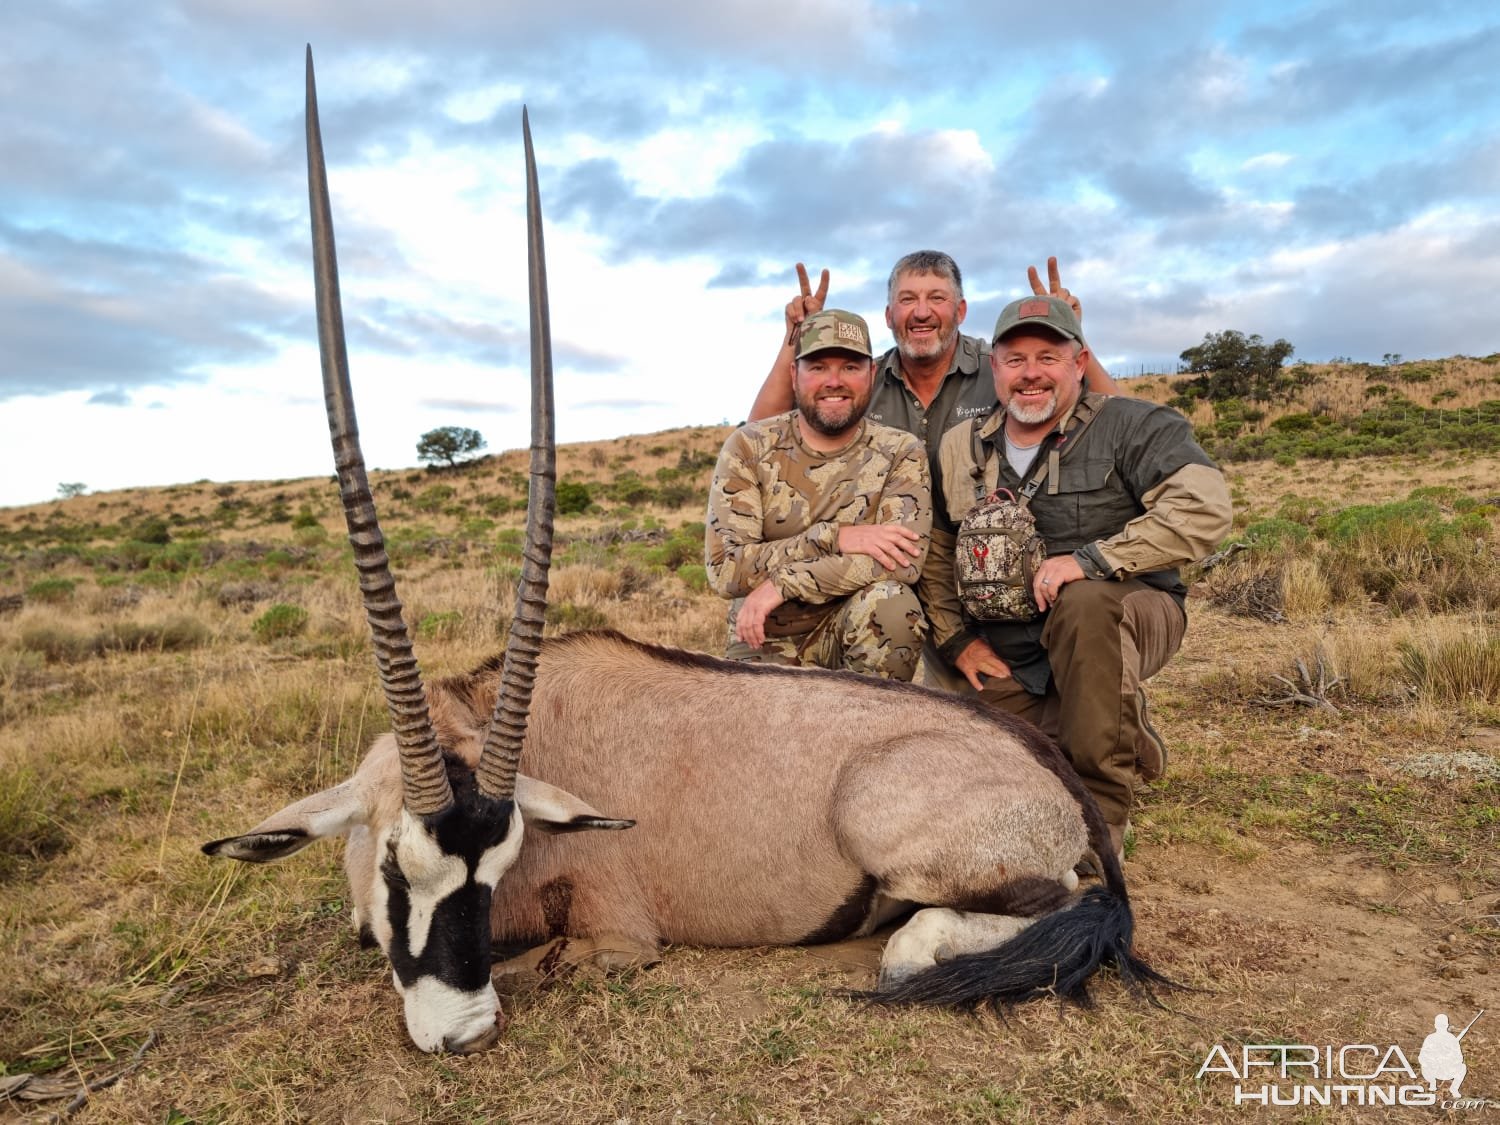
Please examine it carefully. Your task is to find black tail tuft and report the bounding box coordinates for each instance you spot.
[870,886,1175,1013]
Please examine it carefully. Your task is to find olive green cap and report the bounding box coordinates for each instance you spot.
[796,309,873,359]
[992,295,1083,344]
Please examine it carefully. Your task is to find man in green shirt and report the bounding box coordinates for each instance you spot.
[923,295,1233,860]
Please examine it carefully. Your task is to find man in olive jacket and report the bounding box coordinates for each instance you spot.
[922,295,1233,860]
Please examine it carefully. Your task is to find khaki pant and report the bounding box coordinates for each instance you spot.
[725,580,927,682]
[975,579,1185,827]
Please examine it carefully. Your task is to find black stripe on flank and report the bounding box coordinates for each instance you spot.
[798,874,878,945]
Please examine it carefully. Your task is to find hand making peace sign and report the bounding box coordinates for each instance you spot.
[1026,255,1085,327]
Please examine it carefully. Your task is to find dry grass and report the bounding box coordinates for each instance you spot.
[1,418,1498,1122]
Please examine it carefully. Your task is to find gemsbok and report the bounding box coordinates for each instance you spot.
[203,47,1167,1055]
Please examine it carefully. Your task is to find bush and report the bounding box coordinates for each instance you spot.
[414,485,456,513]
[25,577,78,604]
[1237,519,1310,552]
[106,616,210,653]
[1399,625,1500,706]
[417,611,464,641]
[545,602,610,631]
[252,604,309,642]
[556,481,593,515]
[133,518,172,545]
[17,615,210,662]
[676,564,710,593]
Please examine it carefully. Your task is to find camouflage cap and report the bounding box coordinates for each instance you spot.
[796,309,873,359]
[991,295,1083,344]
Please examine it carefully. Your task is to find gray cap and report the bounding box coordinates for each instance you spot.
[992,295,1083,344]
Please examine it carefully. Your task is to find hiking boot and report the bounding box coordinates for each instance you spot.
[1134,687,1169,782]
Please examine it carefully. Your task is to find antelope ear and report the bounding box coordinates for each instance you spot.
[203,781,367,862]
[515,775,635,834]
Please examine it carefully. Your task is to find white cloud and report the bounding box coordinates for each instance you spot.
[1242,151,1294,171]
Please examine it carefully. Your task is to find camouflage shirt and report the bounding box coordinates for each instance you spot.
[706,413,932,637]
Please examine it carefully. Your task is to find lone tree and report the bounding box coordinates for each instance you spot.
[56,482,88,499]
[416,426,486,470]
[1180,330,1295,402]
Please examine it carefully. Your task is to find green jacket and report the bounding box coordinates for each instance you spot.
[922,391,1232,693]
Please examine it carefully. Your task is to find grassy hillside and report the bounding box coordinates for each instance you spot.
[0,360,1496,1122]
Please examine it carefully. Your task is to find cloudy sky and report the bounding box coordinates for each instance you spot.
[2,1,1496,507]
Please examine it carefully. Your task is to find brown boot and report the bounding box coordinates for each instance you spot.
[1134,688,1169,782]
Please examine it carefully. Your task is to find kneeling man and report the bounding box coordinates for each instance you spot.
[707,310,931,680]
[922,296,1232,857]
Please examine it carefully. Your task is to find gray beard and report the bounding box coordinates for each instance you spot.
[1006,391,1059,426]
[896,324,956,364]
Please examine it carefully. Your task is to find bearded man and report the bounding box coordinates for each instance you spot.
[920,295,1232,862]
[707,310,931,680]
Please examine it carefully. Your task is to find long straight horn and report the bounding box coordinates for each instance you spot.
[305,46,453,817]
[475,108,555,801]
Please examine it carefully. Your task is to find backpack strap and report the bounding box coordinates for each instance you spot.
[1040,393,1107,496]
[972,391,1110,502]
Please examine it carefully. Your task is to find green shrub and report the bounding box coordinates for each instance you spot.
[252,603,309,642]
[556,481,593,515]
[291,506,321,530]
[105,615,210,653]
[676,564,709,593]
[546,602,610,631]
[16,614,208,662]
[1399,628,1500,705]
[18,623,97,662]
[1238,519,1310,551]
[25,577,78,604]
[132,518,172,545]
[414,485,456,513]
[417,611,464,640]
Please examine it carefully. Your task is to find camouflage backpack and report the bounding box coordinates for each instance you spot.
[955,482,1048,622]
[954,402,1103,622]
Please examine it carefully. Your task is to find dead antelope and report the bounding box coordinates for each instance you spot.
[203,48,1166,1055]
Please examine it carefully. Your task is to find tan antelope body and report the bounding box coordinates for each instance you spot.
[204,49,1165,1055]
[406,633,1092,950]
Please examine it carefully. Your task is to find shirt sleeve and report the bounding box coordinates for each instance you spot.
[773,436,933,603]
[705,427,840,599]
[1092,462,1233,577]
[919,425,982,657]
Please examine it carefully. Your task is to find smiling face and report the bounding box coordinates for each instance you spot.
[793,349,875,440]
[885,269,966,366]
[991,329,1089,438]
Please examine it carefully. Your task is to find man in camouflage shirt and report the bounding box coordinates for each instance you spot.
[707,310,932,680]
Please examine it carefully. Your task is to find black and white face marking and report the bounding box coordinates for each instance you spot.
[370,787,525,1054]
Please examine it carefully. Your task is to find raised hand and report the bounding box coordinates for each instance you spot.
[784,262,831,346]
[1026,256,1083,325]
